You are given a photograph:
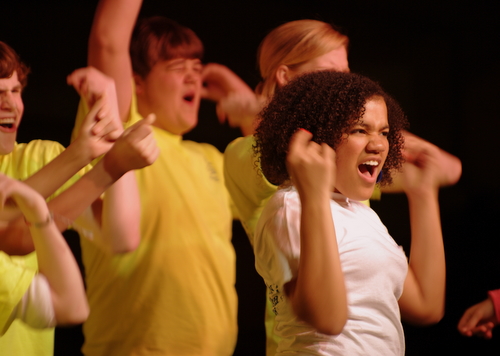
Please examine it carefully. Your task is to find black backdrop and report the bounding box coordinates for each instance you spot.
[2,1,500,355]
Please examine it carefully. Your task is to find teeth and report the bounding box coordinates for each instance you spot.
[363,160,379,166]
[0,118,15,124]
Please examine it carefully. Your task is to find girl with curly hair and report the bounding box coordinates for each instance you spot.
[253,70,445,355]
[218,20,458,355]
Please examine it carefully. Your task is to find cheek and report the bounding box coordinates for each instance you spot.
[17,99,24,115]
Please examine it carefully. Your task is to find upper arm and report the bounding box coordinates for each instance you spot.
[88,0,142,121]
[398,268,441,325]
[223,136,277,240]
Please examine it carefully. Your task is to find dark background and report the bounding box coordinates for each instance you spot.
[2,0,500,355]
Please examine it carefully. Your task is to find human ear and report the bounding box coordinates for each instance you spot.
[275,65,291,88]
[133,74,145,96]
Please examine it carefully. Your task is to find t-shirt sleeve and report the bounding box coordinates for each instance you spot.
[224,136,277,245]
[0,252,36,335]
[254,191,301,288]
[9,274,56,331]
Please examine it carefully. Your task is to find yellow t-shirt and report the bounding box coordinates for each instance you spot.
[74,96,238,356]
[0,140,87,356]
[0,251,36,335]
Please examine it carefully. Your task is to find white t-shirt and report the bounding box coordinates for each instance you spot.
[254,187,408,355]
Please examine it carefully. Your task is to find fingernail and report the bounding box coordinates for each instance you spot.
[299,128,311,134]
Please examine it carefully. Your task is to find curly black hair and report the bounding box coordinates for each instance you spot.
[254,70,408,187]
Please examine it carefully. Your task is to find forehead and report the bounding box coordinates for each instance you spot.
[0,71,21,89]
[300,46,349,73]
[155,57,202,67]
[360,96,388,126]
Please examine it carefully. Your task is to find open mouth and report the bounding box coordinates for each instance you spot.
[358,160,379,178]
[0,118,15,129]
[183,94,194,103]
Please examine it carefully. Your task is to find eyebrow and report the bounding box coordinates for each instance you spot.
[0,84,22,91]
[356,121,390,130]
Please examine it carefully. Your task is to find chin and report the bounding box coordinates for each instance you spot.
[179,119,198,134]
[0,140,16,155]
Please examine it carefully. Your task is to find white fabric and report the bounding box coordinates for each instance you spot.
[254,187,408,356]
[8,274,56,330]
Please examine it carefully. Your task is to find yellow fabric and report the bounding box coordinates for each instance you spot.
[0,251,36,334]
[223,135,381,356]
[75,95,238,356]
[0,140,86,356]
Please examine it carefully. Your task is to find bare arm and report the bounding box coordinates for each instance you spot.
[98,114,158,253]
[68,66,159,253]
[0,174,89,325]
[22,84,122,200]
[202,63,262,136]
[397,146,446,325]
[88,0,142,121]
[0,115,157,255]
[283,129,347,335]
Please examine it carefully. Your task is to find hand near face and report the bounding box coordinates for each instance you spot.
[286,129,335,201]
[68,67,123,143]
[201,63,260,134]
[458,297,498,339]
[398,131,445,196]
[70,96,122,162]
[103,114,159,180]
[402,131,462,187]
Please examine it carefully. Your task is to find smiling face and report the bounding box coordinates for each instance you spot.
[334,96,389,201]
[0,71,23,155]
[135,57,202,135]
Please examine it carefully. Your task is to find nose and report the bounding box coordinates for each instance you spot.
[0,91,16,111]
[366,134,387,153]
[184,64,201,84]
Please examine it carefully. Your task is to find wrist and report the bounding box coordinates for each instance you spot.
[101,152,125,181]
[65,139,93,167]
[24,211,54,229]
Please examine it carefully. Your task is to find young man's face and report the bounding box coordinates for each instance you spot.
[135,58,202,135]
[0,71,24,155]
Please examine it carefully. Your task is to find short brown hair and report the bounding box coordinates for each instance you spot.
[0,41,30,88]
[130,16,204,78]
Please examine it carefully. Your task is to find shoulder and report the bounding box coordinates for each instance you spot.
[0,140,65,178]
[258,188,301,234]
[225,135,255,157]
[10,140,65,157]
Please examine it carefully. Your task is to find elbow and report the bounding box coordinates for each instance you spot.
[297,308,347,336]
[314,321,346,336]
[56,302,89,326]
[450,157,462,185]
[404,307,445,326]
[111,235,140,254]
[89,32,123,57]
[443,155,462,187]
[423,300,446,325]
[419,308,445,325]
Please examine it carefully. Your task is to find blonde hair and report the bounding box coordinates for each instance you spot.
[257,19,349,98]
